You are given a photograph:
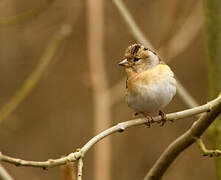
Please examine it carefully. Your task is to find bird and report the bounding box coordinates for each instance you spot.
[118,44,176,126]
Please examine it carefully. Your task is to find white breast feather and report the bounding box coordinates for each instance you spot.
[126,73,176,113]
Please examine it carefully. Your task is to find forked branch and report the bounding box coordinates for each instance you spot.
[144,93,221,180]
[0,95,220,170]
[196,138,221,157]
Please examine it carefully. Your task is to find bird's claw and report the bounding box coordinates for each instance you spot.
[159,110,167,126]
[144,115,154,128]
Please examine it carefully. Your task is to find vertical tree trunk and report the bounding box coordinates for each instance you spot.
[87,1,111,180]
[203,0,221,179]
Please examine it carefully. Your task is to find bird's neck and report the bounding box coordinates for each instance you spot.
[126,68,138,77]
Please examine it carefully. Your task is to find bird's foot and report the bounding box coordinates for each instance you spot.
[143,114,154,128]
[158,110,167,126]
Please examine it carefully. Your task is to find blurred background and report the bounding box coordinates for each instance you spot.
[0,0,214,179]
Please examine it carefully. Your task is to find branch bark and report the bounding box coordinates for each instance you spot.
[0,164,14,180]
[144,93,221,180]
[196,138,221,157]
[77,158,83,180]
[0,95,220,169]
[203,0,221,178]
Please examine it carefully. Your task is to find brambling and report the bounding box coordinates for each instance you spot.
[119,44,176,126]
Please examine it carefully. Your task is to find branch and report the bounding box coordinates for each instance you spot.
[0,95,220,169]
[159,1,202,60]
[113,0,202,61]
[143,93,221,180]
[111,0,199,109]
[0,24,72,125]
[204,0,221,178]
[195,138,221,157]
[156,0,180,46]
[0,0,55,26]
[0,164,14,180]
[77,158,83,180]
[0,0,84,125]
[112,0,153,49]
[175,78,199,108]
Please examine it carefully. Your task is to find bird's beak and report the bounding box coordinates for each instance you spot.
[118,59,129,67]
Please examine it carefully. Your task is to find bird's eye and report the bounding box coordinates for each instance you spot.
[133,58,140,62]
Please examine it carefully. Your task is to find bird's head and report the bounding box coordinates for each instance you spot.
[119,44,161,73]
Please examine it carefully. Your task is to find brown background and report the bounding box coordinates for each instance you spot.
[0,0,214,179]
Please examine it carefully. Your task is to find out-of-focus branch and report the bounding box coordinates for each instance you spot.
[77,158,83,180]
[0,0,82,125]
[175,79,199,108]
[0,164,14,180]
[144,93,221,180]
[111,0,199,108]
[0,0,55,26]
[0,95,220,169]
[0,24,72,125]
[60,162,76,180]
[113,0,202,60]
[157,0,180,44]
[87,0,111,180]
[159,2,203,60]
[112,0,153,49]
[195,138,221,157]
[204,0,221,179]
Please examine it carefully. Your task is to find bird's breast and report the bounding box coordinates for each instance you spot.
[126,64,176,113]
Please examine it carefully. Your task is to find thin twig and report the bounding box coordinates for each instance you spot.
[195,138,221,157]
[159,1,202,60]
[0,0,82,126]
[175,79,199,108]
[156,0,180,45]
[0,164,14,180]
[111,0,199,108]
[143,94,221,180]
[0,24,72,125]
[77,158,83,180]
[112,0,153,49]
[0,95,220,169]
[0,0,55,26]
